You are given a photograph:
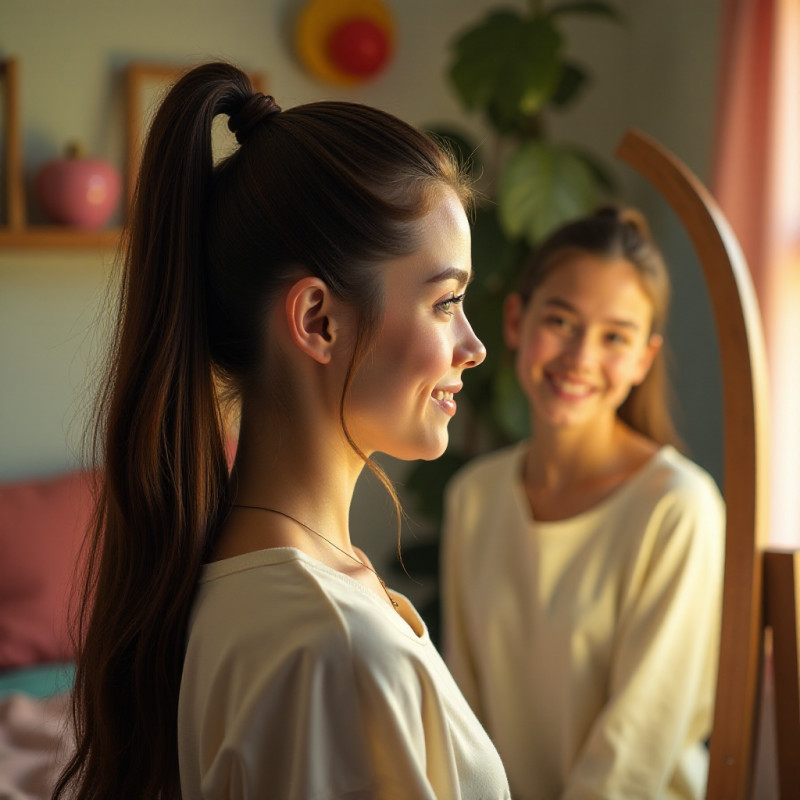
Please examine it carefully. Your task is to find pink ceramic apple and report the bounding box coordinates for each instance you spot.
[35,143,121,229]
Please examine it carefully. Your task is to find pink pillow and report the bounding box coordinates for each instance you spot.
[0,471,94,669]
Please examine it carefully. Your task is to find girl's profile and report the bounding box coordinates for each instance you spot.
[54,61,510,800]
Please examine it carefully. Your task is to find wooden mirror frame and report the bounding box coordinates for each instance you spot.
[615,129,788,799]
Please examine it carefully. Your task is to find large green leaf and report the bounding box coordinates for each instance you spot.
[569,145,618,193]
[498,141,598,245]
[449,10,563,122]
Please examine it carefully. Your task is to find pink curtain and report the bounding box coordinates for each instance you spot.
[713,0,800,548]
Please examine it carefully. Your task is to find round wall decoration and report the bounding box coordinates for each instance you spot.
[295,0,395,86]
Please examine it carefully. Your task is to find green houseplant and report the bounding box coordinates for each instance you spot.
[392,0,622,641]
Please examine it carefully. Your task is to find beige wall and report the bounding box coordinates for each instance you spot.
[0,0,722,567]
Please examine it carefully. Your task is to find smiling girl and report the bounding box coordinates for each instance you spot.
[53,62,511,800]
[442,207,725,799]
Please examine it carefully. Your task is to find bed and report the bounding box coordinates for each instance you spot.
[0,469,90,799]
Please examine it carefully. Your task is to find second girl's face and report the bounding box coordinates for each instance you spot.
[505,254,661,434]
[346,189,485,461]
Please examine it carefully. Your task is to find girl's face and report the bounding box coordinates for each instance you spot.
[346,189,485,461]
[505,254,661,434]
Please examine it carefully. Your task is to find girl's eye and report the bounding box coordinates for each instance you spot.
[435,293,465,317]
[605,331,630,346]
[544,315,572,332]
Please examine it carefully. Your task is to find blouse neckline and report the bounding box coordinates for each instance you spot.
[202,546,429,643]
[512,441,675,529]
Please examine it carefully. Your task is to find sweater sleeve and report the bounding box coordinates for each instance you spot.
[563,476,725,800]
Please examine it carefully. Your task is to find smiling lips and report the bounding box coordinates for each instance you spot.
[547,372,596,400]
[432,387,458,417]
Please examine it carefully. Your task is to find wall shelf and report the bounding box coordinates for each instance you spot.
[1,58,265,252]
[0,57,121,250]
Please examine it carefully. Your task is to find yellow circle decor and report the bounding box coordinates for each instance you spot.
[295,0,395,86]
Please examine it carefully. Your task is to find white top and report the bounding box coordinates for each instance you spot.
[178,546,510,799]
[442,444,725,800]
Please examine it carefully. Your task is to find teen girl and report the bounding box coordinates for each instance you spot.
[54,62,511,799]
[442,207,724,799]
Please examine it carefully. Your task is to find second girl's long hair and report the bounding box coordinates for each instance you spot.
[53,63,469,800]
[516,206,683,449]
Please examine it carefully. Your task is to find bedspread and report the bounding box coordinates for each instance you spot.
[0,693,72,800]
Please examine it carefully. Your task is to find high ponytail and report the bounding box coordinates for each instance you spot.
[55,62,470,800]
[53,65,252,800]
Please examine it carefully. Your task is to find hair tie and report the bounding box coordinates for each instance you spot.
[229,93,282,144]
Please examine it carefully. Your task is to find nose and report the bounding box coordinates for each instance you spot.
[454,318,486,369]
[562,332,596,370]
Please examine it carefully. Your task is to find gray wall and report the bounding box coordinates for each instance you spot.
[0,0,723,578]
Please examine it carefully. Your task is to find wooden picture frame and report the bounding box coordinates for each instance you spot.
[124,62,267,216]
[0,57,25,230]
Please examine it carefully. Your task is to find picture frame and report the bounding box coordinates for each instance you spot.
[124,62,267,215]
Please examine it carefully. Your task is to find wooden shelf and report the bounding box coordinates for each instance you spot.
[1,58,264,252]
[0,225,121,249]
[1,57,125,252]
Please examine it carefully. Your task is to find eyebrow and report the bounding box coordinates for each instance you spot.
[426,266,474,287]
[543,297,642,330]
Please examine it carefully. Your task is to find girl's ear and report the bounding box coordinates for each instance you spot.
[284,277,343,365]
[503,293,524,351]
[634,333,663,384]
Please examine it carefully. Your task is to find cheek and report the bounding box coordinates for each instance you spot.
[516,329,557,373]
[372,318,452,392]
[606,351,645,385]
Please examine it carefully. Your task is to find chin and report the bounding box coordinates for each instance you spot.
[427,433,451,461]
[388,434,450,463]
[419,443,449,461]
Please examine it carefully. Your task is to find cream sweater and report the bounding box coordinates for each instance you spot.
[442,444,724,800]
[178,547,510,799]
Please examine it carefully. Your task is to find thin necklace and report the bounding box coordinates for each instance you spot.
[231,503,400,609]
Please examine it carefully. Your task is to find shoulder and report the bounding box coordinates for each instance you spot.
[645,447,725,518]
[181,557,425,798]
[188,554,353,680]
[629,448,726,568]
[189,552,421,687]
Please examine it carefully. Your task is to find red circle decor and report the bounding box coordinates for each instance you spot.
[327,18,390,77]
[295,0,395,86]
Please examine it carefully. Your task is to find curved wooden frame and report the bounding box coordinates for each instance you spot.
[614,129,770,799]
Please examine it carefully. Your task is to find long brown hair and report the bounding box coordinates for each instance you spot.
[54,62,469,800]
[516,205,683,448]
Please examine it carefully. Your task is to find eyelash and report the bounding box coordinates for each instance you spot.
[545,314,573,331]
[606,332,625,343]
[435,293,465,316]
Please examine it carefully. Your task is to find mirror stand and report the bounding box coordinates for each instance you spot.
[763,549,800,796]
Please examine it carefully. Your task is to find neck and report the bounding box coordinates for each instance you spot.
[230,400,367,553]
[526,414,622,490]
